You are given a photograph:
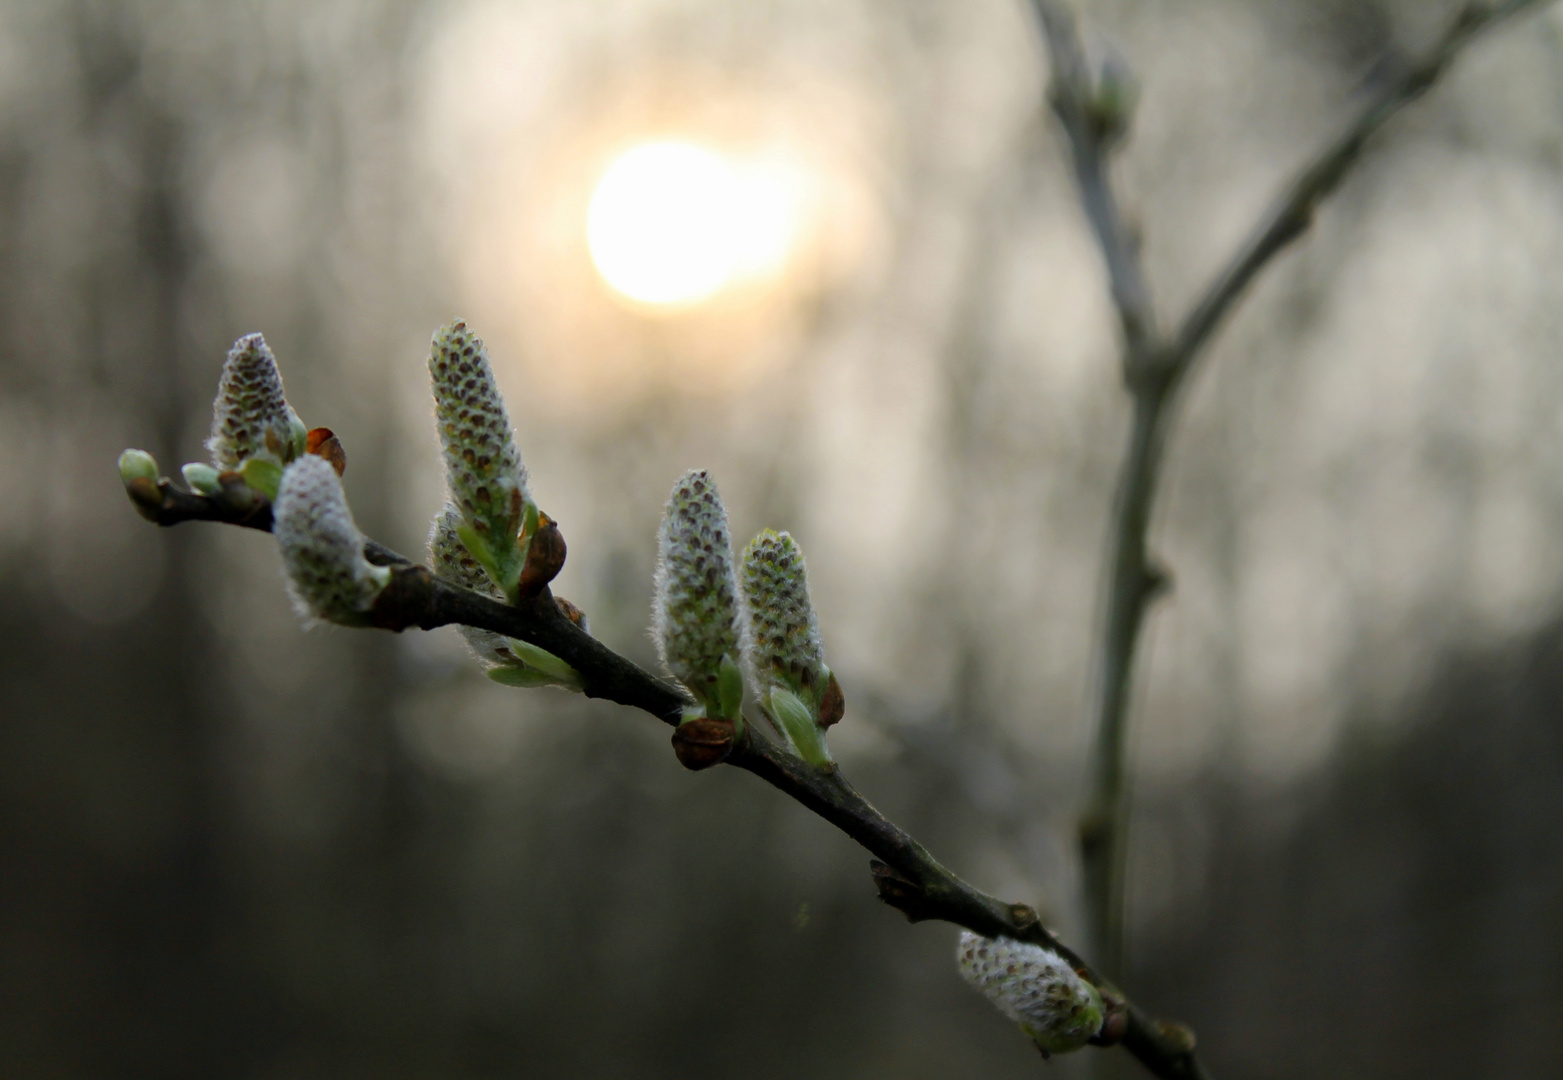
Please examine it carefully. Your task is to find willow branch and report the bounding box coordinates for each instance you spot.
[1029,0,1552,999]
[1029,0,1156,367]
[1166,0,1556,385]
[129,480,1209,1080]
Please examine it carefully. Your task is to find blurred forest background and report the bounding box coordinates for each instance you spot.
[3,1,1563,1077]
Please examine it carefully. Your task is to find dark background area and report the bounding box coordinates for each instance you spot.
[2,2,1561,1078]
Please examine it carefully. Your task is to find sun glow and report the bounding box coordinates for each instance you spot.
[587,140,802,308]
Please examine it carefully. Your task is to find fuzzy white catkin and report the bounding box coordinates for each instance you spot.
[208,333,299,469]
[956,930,1104,1055]
[428,321,528,545]
[652,470,742,706]
[274,455,389,624]
[741,529,825,694]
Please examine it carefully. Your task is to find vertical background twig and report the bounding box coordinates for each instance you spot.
[1031,0,1557,988]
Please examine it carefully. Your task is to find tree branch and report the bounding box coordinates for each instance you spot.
[1029,0,1157,368]
[128,480,1211,1080]
[1165,0,1556,387]
[1028,0,1554,1004]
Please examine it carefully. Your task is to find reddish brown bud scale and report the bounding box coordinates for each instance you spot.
[671,717,734,770]
[818,672,846,728]
[518,513,567,597]
[306,427,347,476]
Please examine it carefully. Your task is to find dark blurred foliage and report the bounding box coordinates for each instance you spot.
[1,2,1561,1079]
[1140,616,1563,1080]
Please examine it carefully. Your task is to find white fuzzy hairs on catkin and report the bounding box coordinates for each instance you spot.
[273,455,389,625]
[652,469,744,710]
[956,930,1104,1055]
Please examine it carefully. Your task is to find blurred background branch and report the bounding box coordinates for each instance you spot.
[1031,0,1557,987]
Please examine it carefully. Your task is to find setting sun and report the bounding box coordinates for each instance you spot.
[586,140,801,308]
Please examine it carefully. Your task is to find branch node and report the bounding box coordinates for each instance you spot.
[1142,558,1172,602]
[869,859,939,923]
[368,564,437,632]
[1154,1019,1198,1054]
[1089,990,1129,1046]
[1077,809,1111,858]
[1007,904,1043,935]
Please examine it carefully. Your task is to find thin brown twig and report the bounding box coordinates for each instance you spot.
[1166,0,1556,385]
[127,478,1212,1080]
[1030,0,1156,369]
[1028,0,1554,1018]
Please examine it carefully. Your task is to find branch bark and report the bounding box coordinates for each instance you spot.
[129,480,1212,1080]
[1028,0,1554,991]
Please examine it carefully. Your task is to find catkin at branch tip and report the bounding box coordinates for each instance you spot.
[208,332,300,470]
[274,455,388,625]
[956,930,1103,1055]
[741,529,823,692]
[653,469,743,704]
[428,321,528,540]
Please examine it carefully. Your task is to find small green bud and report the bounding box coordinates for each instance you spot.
[504,638,582,690]
[716,652,744,722]
[119,448,159,486]
[181,462,223,496]
[652,470,745,718]
[273,455,390,626]
[119,449,163,519]
[765,684,832,768]
[208,333,301,472]
[956,931,1104,1056]
[487,665,563,689]
[1088,52,1139,146]
[428,320,531,600]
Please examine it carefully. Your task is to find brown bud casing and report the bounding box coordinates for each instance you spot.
[671,717,734,771]
[818,672,845,728]
[1089,986,1130,1046]
[306,427,347,476]
[554,595,589,629]
[518,513,566,597]
[870,859,938,922]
